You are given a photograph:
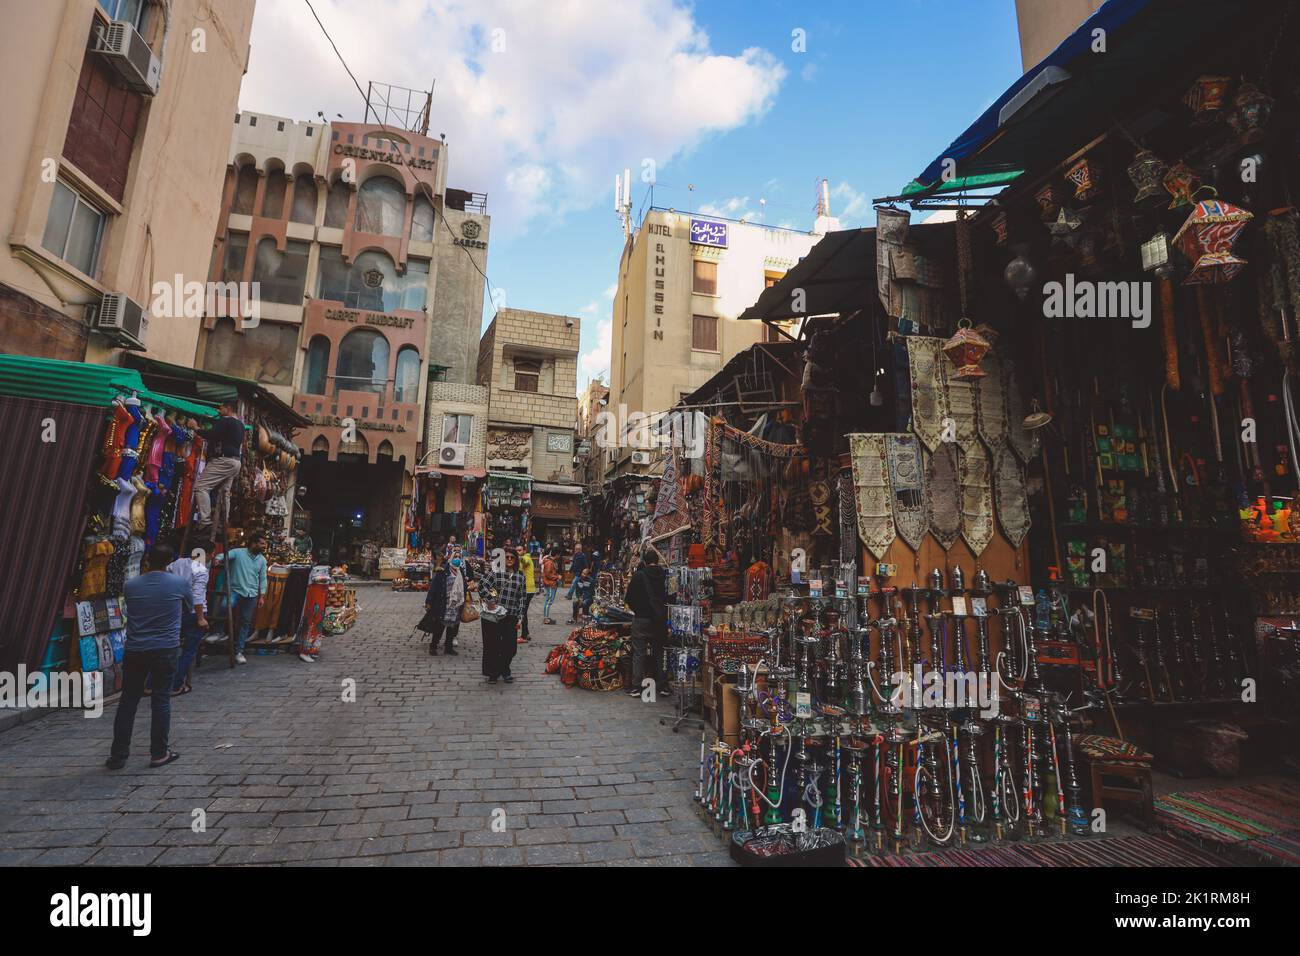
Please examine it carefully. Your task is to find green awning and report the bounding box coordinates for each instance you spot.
[901,169,1025,199]
[0,355,216,417]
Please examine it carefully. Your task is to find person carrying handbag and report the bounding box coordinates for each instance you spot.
[480,550,526,684]
[418,551,473,656]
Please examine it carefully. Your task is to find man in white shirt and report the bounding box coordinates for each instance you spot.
[167,553,209,694]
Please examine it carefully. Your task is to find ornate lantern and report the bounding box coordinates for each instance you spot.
[942,318,992,379]
[1184,75,1232,123]
[989,212,1009,246]
[1003,243,1039,301]
[1065,157,1103,201]
[1140,231,1173,278]
[1048,206,1084,237]
[1126,150,1168,203]
[1163,161,1200,209]
[1171,191,1254,285]
[1034,183,1067,221]
[1229,83,1274,143]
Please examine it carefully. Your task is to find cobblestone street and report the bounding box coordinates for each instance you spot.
[0,589,730,867]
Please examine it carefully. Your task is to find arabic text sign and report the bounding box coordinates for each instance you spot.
[689,218,728,248]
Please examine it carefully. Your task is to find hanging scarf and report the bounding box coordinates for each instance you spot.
[906,336,949,452]
[848,434,896,559]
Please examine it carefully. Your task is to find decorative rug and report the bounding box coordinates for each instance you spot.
[1244,829,1300,866]
[1155,782,1300,846]
[848,834,1226,868]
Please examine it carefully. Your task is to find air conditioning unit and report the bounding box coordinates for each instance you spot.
[87,292,148,351]
[95,20,161,96]
[630,451,652,465]
[439,443,468,467]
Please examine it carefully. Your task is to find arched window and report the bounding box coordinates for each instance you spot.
[290,177,318,224]
[303,335,330,395]
[377,440,394,460]
[354,176,406,237]
[393,346,421,403]
[311,435,329,456]
[335,327,389,397]
[261,168,287,218]
[323,179,350,228]
[318,248,421,312]
[232,165,259,215]
[252,237,310,304]
[339,430,368,461]
[410,194,434,242]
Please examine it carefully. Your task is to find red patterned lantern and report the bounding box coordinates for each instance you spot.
[1172,193,1253,285]
[1184,75,1232,123]
[1065,157,1103,201]
[989,212,1009,246]
[1229,82,1274,143]
[1034,182,1067,221]
[1163,161,1200,209]
[942,318,992,380]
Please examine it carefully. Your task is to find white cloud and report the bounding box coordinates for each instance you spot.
[242,0,786,237]
[829,181,871,225]
[698,195,756,220]
[578,315,613,393]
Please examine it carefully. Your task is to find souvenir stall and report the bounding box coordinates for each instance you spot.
[484,472,532,548]
[0,356,230,703]
[687,0,1300,866]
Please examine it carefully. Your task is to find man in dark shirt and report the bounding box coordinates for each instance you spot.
[626,550,671,698]
[108,544,192,769]
[191,401,245,537]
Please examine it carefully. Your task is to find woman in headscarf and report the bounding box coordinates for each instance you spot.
[480,549,526,684]
[418,549,473,656]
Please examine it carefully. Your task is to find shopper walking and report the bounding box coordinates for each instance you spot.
[168,549,209,695]
[226,533,268,664]
[191,400,244,540]
[626,550,671,698]
[564,542,588,603]
[420,552,472,655]
[571,566,595,624]
[107,544,191,769]
[517,546,538,644]
[480,550,526,684]
[540,547,560,625]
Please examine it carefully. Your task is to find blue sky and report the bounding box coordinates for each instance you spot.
[243,0,1025,391]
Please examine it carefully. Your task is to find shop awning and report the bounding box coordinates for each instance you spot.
[416,465,487,478]
[532,482,582,495]
[488,471,533,482]
[0,355,218,417]
[739,229,875,322]
[901,0,1242,200]
[122,355,308,427]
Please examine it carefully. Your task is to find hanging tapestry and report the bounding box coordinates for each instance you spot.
[649,449,691,542]
[975,351,1009,453]
[925,443,962,550]
[907,336,949,452]
[885,433,928,550]
[848,434,896,559]
[1003,361,1040,464]
[809,459,835,538]
[959,443,995,555]
[944,365,979,449]
[994,449,1032,548]
[837,467,858,568]
[703,418,722,547]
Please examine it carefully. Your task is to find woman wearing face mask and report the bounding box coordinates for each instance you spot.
[419,549,473,656]
[480,549,526,684]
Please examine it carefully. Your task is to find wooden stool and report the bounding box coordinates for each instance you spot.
[1087,760,1154,831]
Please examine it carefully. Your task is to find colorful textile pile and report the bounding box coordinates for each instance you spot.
[545,626,630,691]
[850,834,1225,868]
[1155,782,1300,846]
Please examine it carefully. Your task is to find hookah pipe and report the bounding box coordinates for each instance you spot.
[1220,603,1245,691]
[1203,603,1229,698]
[946,712,970,846]
[925,568,948,688]
[1186,605,1208,699]
[947,567,972,677]
[842,736,869,852]
[1130,615,1157,704]
[902,583,926,678]
[1047,694,1090,836]
[1165,606,1191,702]
[959,717,988,843]
[993,579,1028,687]
[988,715,1022,842]
[1148,613,1174,703]
[971,568,994,684]
[870,732,885,850]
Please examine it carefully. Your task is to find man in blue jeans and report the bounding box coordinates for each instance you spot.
[564,542,588,607]
[226,533,268,664]
[107,544,191,769]
[168,550,209,694]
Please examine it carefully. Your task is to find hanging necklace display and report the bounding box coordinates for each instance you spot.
[906,335,949,452]
[960,442,995,555]
[926,443,962,550]
[837,464,859,568]
[994,448,1032,548]
[886,433,928,551]
[848,434,896,560]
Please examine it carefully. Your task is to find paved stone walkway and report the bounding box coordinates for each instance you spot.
[0,588,730,866]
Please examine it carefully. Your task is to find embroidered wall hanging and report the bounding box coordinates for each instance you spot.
[959,443,995,555]
[907,336,949,452]
[1003,361,1040,464]
[925,443,962,550]
[848,433,896,559]
[886,433,928,550]
[994,448,1032,548]
[975,351,1009,452]
[943,366,979,449]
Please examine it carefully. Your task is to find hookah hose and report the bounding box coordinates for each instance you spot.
[966,727,986,823]
[1091,588,1125,738]
[748,722,793,811]
[1047,717,1066,825]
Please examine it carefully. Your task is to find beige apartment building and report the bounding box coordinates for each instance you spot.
[0,0,255,365]
[606,207,829,478]
[477,308,581,545]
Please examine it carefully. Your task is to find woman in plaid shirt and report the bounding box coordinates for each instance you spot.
[481,550,527,684]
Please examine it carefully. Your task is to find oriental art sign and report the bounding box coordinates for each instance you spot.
[323,307,416,330]
[333,142,435,171]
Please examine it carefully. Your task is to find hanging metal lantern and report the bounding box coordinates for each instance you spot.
[1126,149,1168,203]
[1228,82,1274,143]
[1023,399,1053,430]
[1140,231,1173,277]
[1034,183,1067,222]
[1048,206,1084,237]
[942,318,992,379]
[1003,243,1039,300]
[1184,75,1232,123]
[1065,157,1103,201]
[1163,161,1200,209]
[1171,191,1253,285]
[989,212,1009,246]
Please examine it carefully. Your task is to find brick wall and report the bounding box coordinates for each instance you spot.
[424,381,489,470]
